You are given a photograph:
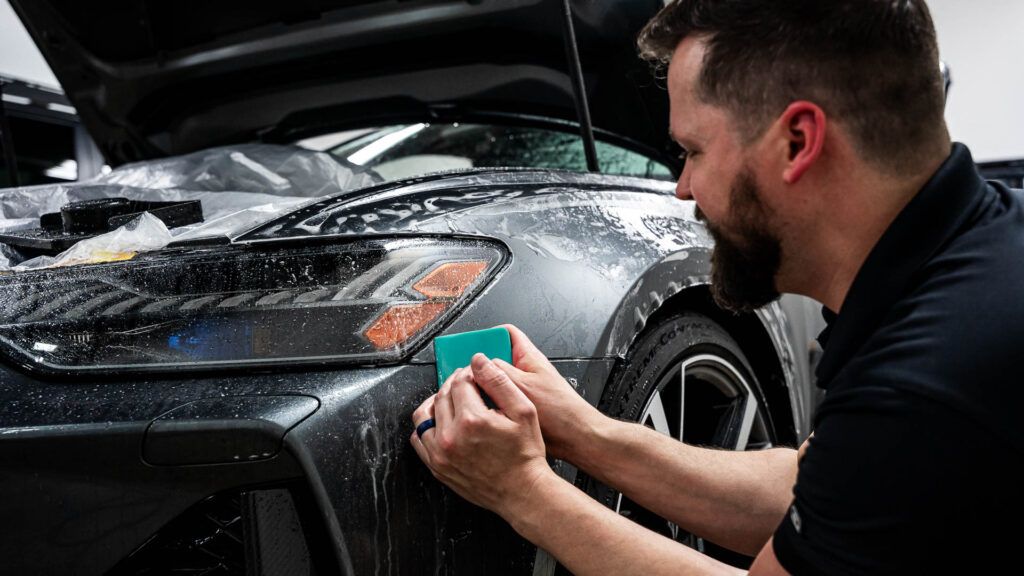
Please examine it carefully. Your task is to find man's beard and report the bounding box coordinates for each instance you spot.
[694,169,782,313]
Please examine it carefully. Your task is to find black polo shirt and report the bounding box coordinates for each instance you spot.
[772,144,1024,575]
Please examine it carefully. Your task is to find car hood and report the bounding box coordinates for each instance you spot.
[10,0,671,166]
[0,143,675,272]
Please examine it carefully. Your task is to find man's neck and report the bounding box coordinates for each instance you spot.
[780,150,950,313]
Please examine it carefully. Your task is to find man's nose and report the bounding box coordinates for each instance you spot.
[675,166,693,201]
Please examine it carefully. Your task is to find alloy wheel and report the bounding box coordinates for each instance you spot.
[614,352,772,552]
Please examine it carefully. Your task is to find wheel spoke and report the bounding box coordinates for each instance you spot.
[678,361,687,443]
[645,391,672,437]
[733,394,759,451]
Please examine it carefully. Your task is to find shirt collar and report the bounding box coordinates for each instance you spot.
[815,143,989,387]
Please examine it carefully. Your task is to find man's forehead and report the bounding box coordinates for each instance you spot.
[668,36,711,145]
[667,35,709,97]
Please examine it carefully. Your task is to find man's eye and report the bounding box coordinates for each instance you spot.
[678,149,690,162]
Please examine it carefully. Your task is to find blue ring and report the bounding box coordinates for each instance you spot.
[415,418,436,439]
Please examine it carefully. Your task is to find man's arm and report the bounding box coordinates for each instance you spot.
[493,325,798,556]
[409,354,792,576]
[512,469,741,575]
[573,418,799,556]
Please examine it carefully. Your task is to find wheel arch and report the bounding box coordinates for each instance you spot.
[622,286,803,446]
[655,286,798,444]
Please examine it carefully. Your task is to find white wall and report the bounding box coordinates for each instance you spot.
[1,0,1022,161]
[930,0,1024,162]
[0,1,58,87]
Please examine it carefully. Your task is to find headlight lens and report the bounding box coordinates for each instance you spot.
[0,236,506,375]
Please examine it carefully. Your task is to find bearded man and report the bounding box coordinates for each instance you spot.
[410,1,1024,573]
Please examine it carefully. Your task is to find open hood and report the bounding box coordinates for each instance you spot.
[10,0,672,166]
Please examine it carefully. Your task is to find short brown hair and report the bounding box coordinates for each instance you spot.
[638,0,949,172]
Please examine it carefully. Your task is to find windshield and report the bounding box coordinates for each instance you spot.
[299,123,674,183]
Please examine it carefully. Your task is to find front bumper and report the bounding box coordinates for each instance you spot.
[0,359,614,575]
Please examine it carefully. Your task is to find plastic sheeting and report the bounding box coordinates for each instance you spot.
[97,143,373,198]
[10,212,172,271]
[0,144,380,271]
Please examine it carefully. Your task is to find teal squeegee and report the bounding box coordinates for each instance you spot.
[433,327,513,390]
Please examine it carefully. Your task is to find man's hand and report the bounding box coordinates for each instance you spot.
[410,353,553,516]
[408,335,794,576]
[491,324,606,461]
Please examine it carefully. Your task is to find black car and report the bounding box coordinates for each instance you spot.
[0,1,822,574]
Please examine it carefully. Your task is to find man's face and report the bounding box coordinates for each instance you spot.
[694,171,781,312]
[668,36,782,312]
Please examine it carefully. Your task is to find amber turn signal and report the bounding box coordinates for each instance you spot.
[364,260,490,350]
[364,302,448,350]
[413,261,488,298]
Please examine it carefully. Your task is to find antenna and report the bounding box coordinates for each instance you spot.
[559,0,599,173]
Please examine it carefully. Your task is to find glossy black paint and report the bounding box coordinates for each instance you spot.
[143,395,320,466]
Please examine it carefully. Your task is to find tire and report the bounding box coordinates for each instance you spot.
[579,312,777,568]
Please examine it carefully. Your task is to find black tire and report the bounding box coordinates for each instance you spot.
[578,312,777,568]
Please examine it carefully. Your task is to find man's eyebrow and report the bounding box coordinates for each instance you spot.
[668,128,696,149]
[667,127,684,146]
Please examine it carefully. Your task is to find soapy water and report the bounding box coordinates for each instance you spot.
[243,178,705,296]
[359,412,393,576]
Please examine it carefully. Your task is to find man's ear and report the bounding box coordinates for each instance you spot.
[778,101,827,184]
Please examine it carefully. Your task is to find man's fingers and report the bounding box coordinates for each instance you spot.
[434,369,457,429]
[500,324,551,371]
[492,357,528,382]
[451,367,488,414]
[471,353,536,422]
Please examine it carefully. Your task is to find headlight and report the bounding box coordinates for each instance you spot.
[0,236,507,376]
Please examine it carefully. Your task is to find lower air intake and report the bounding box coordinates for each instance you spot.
[109,487,318,576]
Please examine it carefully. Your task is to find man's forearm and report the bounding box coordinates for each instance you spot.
[507,471,744,576]
[570,417,798,556]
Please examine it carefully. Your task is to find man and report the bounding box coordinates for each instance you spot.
[411,0,1024,574]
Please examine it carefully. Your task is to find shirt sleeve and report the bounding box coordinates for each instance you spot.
[771,385,1014,576]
